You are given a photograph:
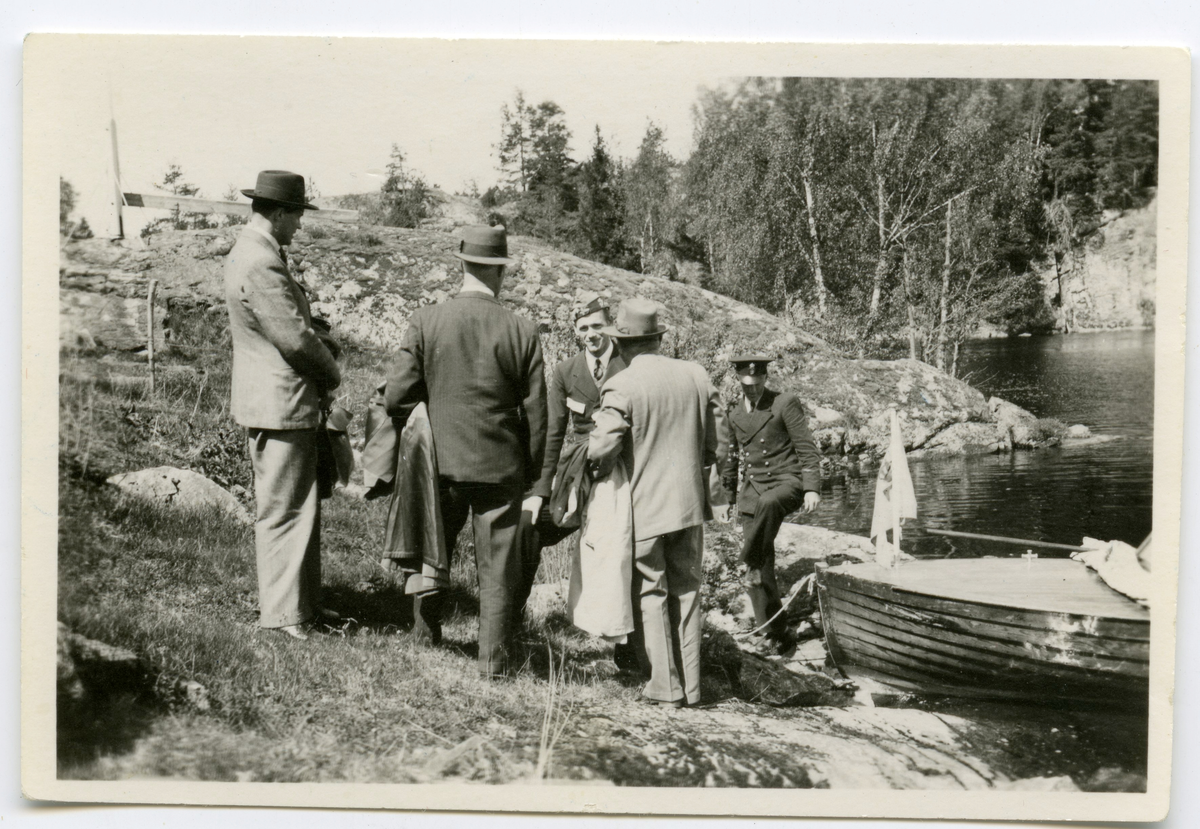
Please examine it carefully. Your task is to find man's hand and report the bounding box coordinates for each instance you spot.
[712,504,731,524]
[802,491,821,513]
[522,495,544,520]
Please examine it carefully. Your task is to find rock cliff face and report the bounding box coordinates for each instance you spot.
[1043,198,1156,332]
[61,224,1060,458]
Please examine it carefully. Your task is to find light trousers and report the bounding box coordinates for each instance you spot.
[248,427,322,628]
[632,524,704,705]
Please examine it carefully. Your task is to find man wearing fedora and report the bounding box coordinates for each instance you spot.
[588,298,727,708]
[384,225,547,678]
[724,355,822,654]
[225,170,342,641]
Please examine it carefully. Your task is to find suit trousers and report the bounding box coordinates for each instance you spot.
[248,428,322,628]
[413,480,522,676]
[632,524,704,705]
[740,479,805,639]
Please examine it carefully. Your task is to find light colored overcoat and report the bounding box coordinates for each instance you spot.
[224,229,340,430]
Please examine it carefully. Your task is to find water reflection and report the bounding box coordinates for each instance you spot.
[801,330,1155,558]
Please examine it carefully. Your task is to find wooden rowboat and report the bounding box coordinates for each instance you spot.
[815,557,1149,706]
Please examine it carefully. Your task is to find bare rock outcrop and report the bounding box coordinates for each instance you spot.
[61,226,1082,459]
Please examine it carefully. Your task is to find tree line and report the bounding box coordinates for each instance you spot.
[477,79,1158,369]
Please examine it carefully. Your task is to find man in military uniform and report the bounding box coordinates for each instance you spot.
[723,355,822,653]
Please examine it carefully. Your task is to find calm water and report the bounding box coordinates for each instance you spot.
[808,329,1155,559]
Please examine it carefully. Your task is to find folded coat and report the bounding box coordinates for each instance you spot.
[568,459,635,641]
[362,389,449,595]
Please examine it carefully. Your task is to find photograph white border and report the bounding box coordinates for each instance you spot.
[20,35,1190,824]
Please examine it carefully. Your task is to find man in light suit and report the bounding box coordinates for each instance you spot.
[589,298,728,708]
[384,225,547,678]
[225,170,342,641]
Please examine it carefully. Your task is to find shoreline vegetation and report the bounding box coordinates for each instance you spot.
[55,221,1147,790]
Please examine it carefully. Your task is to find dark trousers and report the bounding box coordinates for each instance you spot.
[740,479,805,639]
[413,480,522,676]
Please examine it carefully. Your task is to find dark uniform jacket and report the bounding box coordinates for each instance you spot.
[724,388,822,516]
[532,349,627,499]
[384,291,547,492]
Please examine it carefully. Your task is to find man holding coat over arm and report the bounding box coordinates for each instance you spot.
[588,298,728,708]
[384,225,547,679]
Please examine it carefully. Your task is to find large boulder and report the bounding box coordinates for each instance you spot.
[989,397,1066,448]
[908,421,1004,459]
[106,466,252,525]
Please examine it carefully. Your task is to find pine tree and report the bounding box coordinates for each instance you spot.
[576,127,633,268]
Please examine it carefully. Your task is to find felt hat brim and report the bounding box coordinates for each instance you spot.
[453,250,514,265]
[601,323,670,340]
[240,189,319,211]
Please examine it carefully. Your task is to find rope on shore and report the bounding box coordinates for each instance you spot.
[734,572,816,639]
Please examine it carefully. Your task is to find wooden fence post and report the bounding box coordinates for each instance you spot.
[147,279,158,394]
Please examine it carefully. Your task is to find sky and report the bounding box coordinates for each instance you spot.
[48,37,732,236]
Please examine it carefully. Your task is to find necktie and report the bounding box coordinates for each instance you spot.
[593,358,604,384]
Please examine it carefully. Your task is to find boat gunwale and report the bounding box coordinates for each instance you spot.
[821,559,1150,625]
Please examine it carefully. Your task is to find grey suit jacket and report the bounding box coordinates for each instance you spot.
[224,229,341,430]
[589,353,727,541]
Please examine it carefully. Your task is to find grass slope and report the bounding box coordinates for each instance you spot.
[56,301,759,784]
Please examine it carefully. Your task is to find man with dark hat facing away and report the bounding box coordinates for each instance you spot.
[225,170,343,641]
[514,292,628,616]
[384,225,547,679]
[723,355,822,654]
[588,298,728,708]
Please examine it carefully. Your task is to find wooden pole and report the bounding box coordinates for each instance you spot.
[926,528,1089,553]
[110,118,125,240]
[147,279,158,394]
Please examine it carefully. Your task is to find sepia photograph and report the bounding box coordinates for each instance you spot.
[21,36,1188,822]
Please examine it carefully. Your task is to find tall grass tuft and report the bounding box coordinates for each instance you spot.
[533,643,574,782]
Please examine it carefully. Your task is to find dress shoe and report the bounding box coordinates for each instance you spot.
[644,697,686,709]
[315,607,341,621]
[277,624,309,641]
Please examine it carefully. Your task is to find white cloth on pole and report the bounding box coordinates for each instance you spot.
[570,459,635,642]
[870,409,918,566]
